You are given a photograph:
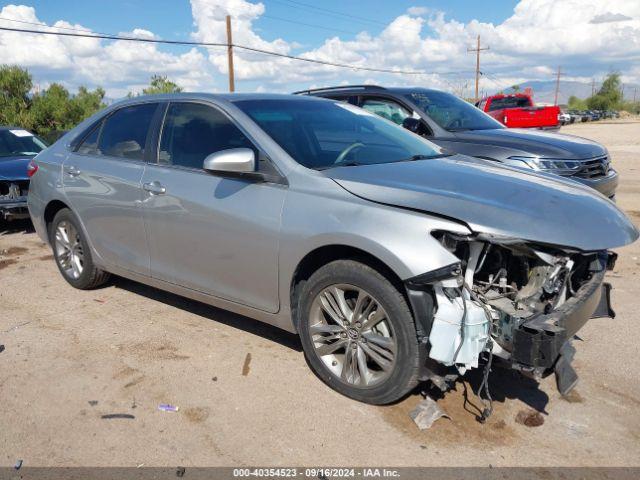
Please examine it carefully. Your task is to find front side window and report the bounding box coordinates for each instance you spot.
[0,129,46,157]
[361,98,412,125]
[96,103,158,160]
[158,102,254,169]
[234,99,444,170]
[406,90,503,131]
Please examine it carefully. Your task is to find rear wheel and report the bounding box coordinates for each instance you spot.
[298,260,421,404]
[49,208,110,289]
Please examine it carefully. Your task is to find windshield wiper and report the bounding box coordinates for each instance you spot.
[317,161,366,170]
[397,153,452,162]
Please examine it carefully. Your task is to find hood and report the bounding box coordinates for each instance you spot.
[0,156,31,181]
[451,128,606,159]
[326,155,638,251]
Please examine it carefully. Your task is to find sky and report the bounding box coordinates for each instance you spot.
[0,0,638,99]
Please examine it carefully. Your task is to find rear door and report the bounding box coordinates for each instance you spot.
[63,102,160,274]
[141,101,286,313]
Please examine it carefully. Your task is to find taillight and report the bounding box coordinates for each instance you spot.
[27,160,39,177]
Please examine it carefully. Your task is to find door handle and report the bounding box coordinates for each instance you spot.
[143,181,166,195]
[65,165,81,177]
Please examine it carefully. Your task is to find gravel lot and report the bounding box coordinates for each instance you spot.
[1,121,639,467]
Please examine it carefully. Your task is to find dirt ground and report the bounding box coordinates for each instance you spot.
[1,121,639,467]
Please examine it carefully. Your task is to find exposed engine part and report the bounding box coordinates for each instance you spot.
[0,180,30,220]
[428,242,491,371]
[476,341,494,423]
[418,230,608,404]
[431,232,599,360]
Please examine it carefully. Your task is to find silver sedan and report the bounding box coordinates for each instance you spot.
[28,94,638,405]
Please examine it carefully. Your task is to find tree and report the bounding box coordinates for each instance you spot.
[72,86,106,122]
[567,95,587,110]
[31,83,106,137]
[586,73,622,110]
[0,65,34,129]
[142,75,183,95]
[510,84,520,93]
[0,65,106,140]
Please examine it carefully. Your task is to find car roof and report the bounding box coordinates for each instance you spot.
[112,92,331,107]
[293,85,448,96]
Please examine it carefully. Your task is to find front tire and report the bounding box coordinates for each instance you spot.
[49,208,110,290]
[298,260,421,404]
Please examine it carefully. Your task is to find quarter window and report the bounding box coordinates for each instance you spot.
[95,103,158,160]
[76,123,101,155]
[361,98,412,125]
[159,102,254,169]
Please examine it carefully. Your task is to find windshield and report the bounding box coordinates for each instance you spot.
[405,91,503,131]
[234,99,445,170]
[0,129,46,157]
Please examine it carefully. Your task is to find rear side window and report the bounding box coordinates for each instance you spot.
[487,96,531,111]
[326,95,358,105]
[361,98,412,125]
[158,102,254,169]
[83,103,158,160]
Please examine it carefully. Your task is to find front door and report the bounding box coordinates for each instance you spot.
[141,101,285,313]
[63,102,159,274]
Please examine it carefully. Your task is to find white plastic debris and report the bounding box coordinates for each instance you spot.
[410,397,450,430]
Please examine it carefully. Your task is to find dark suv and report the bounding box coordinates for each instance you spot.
[297,86,618,199]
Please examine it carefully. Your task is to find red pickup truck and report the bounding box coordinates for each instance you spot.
[476,93,560,129]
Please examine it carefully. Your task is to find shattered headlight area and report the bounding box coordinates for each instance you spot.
[409,231,615,410]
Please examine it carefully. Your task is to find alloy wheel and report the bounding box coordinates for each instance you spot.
[308,284,397,387]
[54,220,84,279]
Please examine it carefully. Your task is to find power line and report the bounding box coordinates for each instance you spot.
[268,0,387,27]
[260,14,359,35]
[0,16,114,36]
[0,24,427,75]
[1,14,359,37]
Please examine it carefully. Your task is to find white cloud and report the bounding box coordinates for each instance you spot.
[0,0,639,98]
[0,4,217,98]
[590,12,633,24]
[407,6,430,16]
[186,0,640,94]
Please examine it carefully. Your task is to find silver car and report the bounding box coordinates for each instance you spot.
[28,94,638,406]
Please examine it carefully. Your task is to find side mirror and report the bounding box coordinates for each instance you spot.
[203,148,255,174]
[402,117,426,135]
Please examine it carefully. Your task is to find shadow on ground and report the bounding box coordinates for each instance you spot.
[423,363,550,421]
[0,218,34,236]
[105,276,551,417]
[112,276,303,352]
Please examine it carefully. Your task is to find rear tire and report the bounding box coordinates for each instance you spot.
[298,260,421,404]
[49,208,110,290]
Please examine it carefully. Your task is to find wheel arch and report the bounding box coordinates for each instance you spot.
[43,199,71,235]
[289,244,407,332]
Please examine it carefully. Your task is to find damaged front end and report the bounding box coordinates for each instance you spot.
[0,179,30,221]
[408,231,616,398]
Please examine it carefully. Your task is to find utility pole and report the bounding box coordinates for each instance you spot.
[467,35,489,102]
[591,78,596,96]
[226,15,235,93]
[553,66,562,105]
[633,87,637,104]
